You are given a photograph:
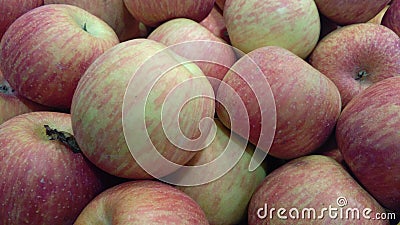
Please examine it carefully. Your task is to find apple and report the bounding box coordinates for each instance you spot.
[336,77,400,212]
[0,70,49,124]
[382,0,400,36]
[223,0,320,58]
[248,155,389,224]
[123,0,215,27]
[148,18,236,93]
[71,39,215,179]
[314,0,390,25]
[368,5,390,24]
[319,14,340,40]
[0,0,43,39]
[0,4,119,110]
[176,119,267,225]
[0,111,107,224]
[199,6,230,43]
[309,23,400,107]
[43,0,148,41]
[75,180,209,224]
[216,46,341,160]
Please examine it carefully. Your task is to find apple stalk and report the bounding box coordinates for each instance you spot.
[44,124,81,153]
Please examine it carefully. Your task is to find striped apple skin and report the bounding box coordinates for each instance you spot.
[123,0,215,27]
[336,77,400,212]
[0,112,105,225]
[71,39,215,179]
[0,4,119,110]
[248,155,388,225]
[75,180,209,224]
[0,0,43,39]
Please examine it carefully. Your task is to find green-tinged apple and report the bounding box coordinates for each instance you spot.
[368,5,390,24]
[75,180,209,225]
[336,77,400,212]
[0,0,43,39]
[309,23,400,107]
[382,0,400,36]
[314,0,390,25]
[0,4,119,110]
[217,46,341,159]
[223,0,320,58]
[176,119,267,225]
[123,0,215,27]
[71,39,215,179]
[0,70,48,124]
[200,6,229,43]
[148,18,236,93]
[248,155,389,225]
[0,111,107,225]
[43,0,148,41]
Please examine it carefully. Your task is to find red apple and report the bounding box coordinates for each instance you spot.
[148,18,236,93]
[382,0,400,36]
[71,39,215,179]
[223,0,320,58]
[200,6,229,43]
[309,23,400,107]
[216,46,341,160]
[0,4,119,110]
[123,0,215,27]
[176,119,267,224]
[336,77,400,212]
[0,70,48,124]
[248,155,389,224]
[75,180,209,224]
[314,0,390,25]
[0,0,43,39]
[43,0,148,41]
[0,111,106,224]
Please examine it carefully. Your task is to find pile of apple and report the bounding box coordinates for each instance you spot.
[0,0,399,224]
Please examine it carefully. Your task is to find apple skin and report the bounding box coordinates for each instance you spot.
[199,6,230,43]
[314,0,390,25]
[75,180,209,225]
[43,0,148,41]
[314,132,344,166]
[309,23,400,107]
[0,0,43,39]
[0,4,119,110]
[0,70,49,124]
[176,119,267,225]
[223,0,320,58]
[382,0,400,36]
[71,39,215,179]
[0,111,107,225]
[248,155,389,225]
[123,0,215,27]
[215,0,225,10]
[216,46,341,160]
[148,18,236,94]
[336,77,400,212]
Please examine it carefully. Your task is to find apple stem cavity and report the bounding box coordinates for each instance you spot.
[44,125,82,153]
[355,70,369,80]
[0,81,16,95]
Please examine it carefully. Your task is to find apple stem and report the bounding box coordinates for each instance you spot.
[0,81,15,95]
[83,22,87,32]
[355,70,368,80]
[44,125,81,153]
